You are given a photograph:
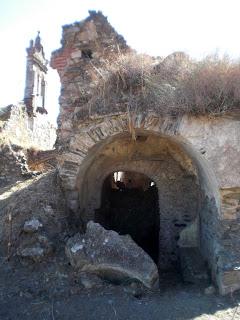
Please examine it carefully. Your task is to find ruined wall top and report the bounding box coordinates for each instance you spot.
[51,11,128,76]
[50,11,130,146]
[50,11,240,155]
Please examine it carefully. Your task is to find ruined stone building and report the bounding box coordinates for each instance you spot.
[1,11,240,296]
[0,33,56,187]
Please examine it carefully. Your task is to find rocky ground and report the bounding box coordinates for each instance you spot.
[1,172,240,319]
[0,256,240,320]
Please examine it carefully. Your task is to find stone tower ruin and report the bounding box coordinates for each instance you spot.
[24,32,48,117]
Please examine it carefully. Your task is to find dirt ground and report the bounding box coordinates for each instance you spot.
[1,256,240,320]
[0,173,240,319]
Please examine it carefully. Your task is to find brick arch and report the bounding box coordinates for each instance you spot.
[59,113,219,209]
[58,112,182,195]
[58,114,222,287]
[80,158,198,219]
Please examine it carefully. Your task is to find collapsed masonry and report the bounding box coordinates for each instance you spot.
[50,11,240,294]
[1,11,240,295]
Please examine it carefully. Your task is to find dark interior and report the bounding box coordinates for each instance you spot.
[95,171,160,263]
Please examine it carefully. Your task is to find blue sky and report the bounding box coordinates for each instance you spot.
[1,0,240,123]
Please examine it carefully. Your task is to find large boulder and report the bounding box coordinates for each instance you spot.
[65,221,159,289]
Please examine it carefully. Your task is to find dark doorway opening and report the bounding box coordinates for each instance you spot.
[95,171,160,263]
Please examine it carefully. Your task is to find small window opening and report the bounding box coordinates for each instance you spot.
[82,49,93,59]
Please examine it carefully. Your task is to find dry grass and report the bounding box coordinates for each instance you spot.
[178,54,240,115]
[81,52,240,118]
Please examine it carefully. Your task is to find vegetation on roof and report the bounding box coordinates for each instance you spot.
[81,52,240,118]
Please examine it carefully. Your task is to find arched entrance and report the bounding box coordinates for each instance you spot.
[75,130,219,277]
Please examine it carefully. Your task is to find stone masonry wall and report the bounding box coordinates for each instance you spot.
[0,104,56,150]
[51,11,240,294]
[0,104,56,189]
[51,11,129,148]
